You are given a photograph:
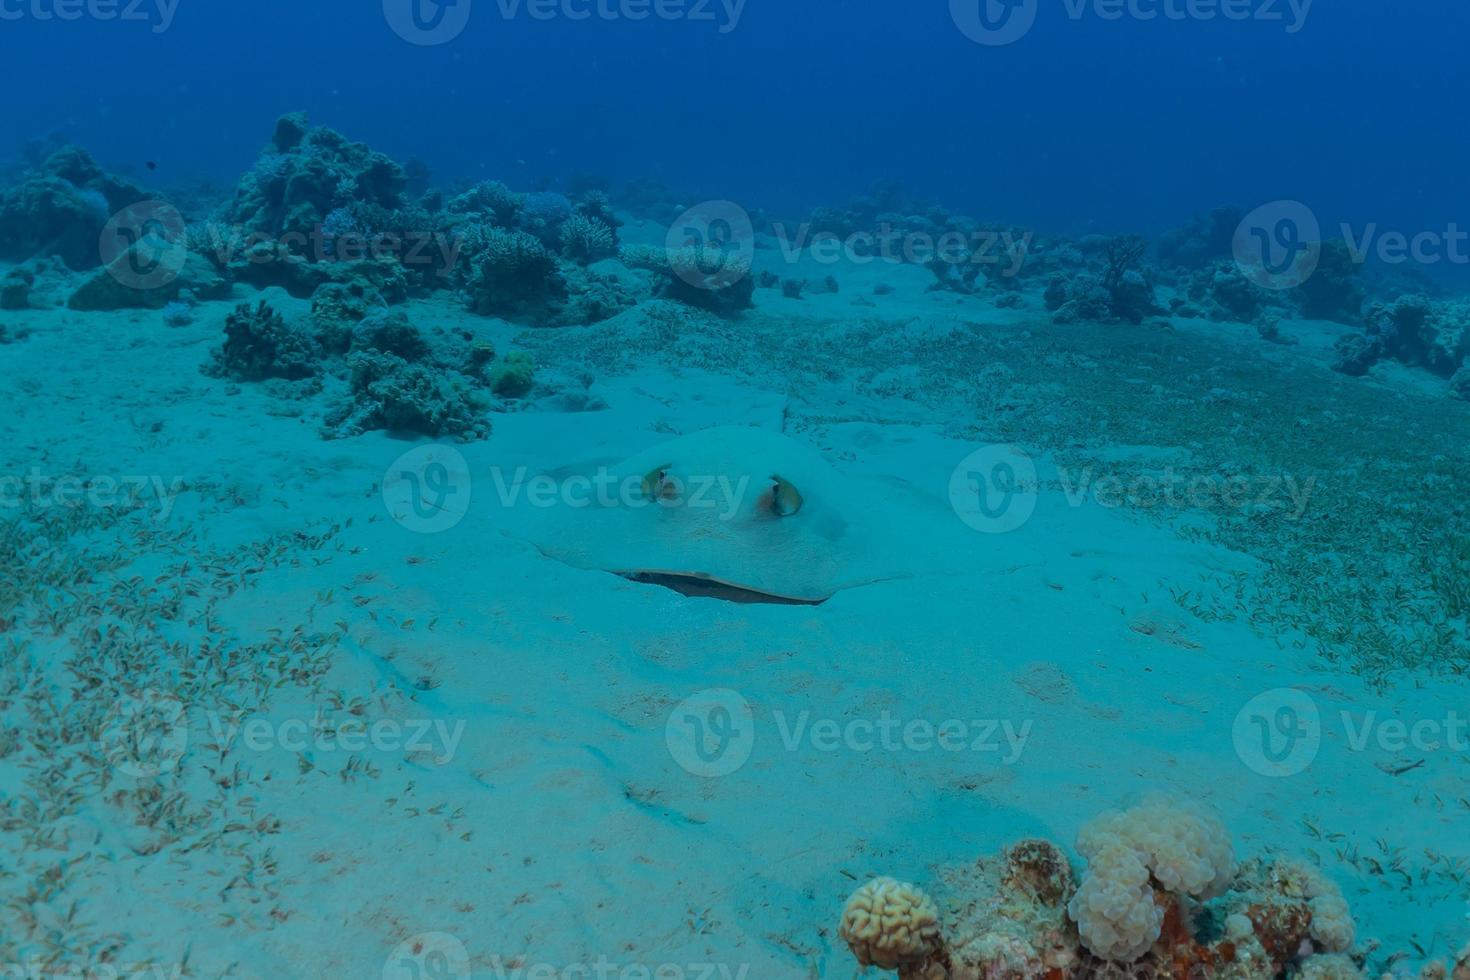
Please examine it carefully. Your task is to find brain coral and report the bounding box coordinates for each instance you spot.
[839,877,945,973]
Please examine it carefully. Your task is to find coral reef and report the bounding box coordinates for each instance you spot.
[1176,260,1280,324]
[1330,294,1470,385]
[0,145,150,269]
[619,243,754,318]
[0,256,71,310]
[205,300,321,382]
[1045,274,1114,325]
[447,180,525,227]
[1293,240,1363,323]
[221,113,408,251]
[464,226,569,324]
[310,280,388,353]
[1043,236,1160,325]
[489,350,536,398]
[560,213,617,265]
[66,245,230,312]
[324,350,489,441]
[837,797,1397,980]
[1156,206,1246,271]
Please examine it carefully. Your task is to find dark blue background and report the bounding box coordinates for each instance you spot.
[2,0,1464,236]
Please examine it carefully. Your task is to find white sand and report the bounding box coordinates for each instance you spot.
[0,246,1466,978]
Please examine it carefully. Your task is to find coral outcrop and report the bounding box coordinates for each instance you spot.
[206,299,321,382]
[464,226,569,324]
[1330,294,1470,386]
[220,113,408,252]
[1043,236,1161,325]
[835,796,1409,980]
[619,243,754,317]
[0,146,151,269]
[839,878,947,975]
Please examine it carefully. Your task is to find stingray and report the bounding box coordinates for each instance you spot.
[505,426,966,604]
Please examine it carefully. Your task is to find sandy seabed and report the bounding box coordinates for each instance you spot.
[2,232,1468,979]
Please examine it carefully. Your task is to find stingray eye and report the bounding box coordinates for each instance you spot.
[768,475,803,517]
[641,464,675,501]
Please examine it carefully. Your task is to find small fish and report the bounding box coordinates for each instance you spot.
[145,160,157,171]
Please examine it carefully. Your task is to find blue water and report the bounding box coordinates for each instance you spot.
[6,0,1469,236]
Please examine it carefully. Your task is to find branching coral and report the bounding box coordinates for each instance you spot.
[447,180,524,226]
[465,227,568,324]
[560,213,617,265]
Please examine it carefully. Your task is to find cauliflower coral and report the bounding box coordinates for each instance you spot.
[1069,794,1235,962]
